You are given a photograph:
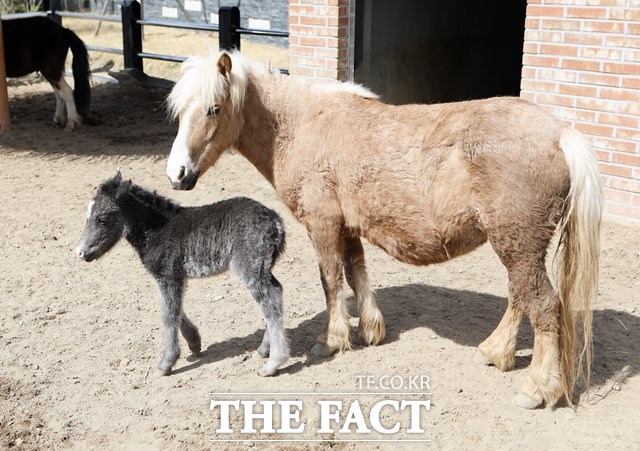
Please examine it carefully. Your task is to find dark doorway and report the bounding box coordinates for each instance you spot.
[354,0,527,105]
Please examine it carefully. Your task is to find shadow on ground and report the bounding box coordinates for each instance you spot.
[2,78,175,158]
[172,283,640,398]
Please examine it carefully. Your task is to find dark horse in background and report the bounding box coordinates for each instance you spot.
[2,16,90,130]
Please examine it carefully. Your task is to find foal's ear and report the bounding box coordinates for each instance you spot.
[115,179,132,202]
[114,170,122,182]
[217,52,232,78]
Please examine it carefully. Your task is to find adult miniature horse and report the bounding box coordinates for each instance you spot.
[2,16,90,130]
[166,51,602,409]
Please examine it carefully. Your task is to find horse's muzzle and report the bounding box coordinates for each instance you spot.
[170,169,199,191]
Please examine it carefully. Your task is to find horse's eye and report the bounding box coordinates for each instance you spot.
[206,106,221,117]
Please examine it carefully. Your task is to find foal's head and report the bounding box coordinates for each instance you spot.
[166,51,249,190]
[76,172,130,262]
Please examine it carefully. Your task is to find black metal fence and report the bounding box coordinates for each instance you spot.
[3,0,289,73]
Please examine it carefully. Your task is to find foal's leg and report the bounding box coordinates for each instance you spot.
[343,237,385,346]
[257,325,270,358]
[156,278,184,375]
[179,312,202,356]
[241,270,289,376]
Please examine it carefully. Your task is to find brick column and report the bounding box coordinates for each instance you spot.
[521,0,640,224]
[288,0,350,80]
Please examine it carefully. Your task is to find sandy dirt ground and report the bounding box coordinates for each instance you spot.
[1,68,639,450]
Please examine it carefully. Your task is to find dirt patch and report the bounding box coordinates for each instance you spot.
[1,74,639,449]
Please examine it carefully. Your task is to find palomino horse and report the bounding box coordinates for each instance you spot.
[166,51,602,409]
[3,16,91,130]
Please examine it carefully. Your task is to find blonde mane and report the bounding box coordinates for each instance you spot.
[167,51,252,119]
[167,51,379,120]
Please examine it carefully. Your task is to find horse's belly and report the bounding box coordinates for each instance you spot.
[358,214,487,266]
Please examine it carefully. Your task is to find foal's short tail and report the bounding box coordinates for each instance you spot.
[557,128,603,405]
[64,28,91,118]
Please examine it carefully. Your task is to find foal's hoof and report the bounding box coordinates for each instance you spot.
[310,342,338,358]
[156,367,171,377]
[258,365,278,377]
[257,355,289,377]
[188,343,202,356]
[512,392,543,410]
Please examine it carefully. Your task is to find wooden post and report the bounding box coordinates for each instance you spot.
[121,0,143,71]
[0,18,11,132]
[218,6,240,51]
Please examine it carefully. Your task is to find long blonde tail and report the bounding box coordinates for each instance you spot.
[557,128,603,405]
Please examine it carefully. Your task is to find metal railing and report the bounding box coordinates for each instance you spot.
[2,0,289,73]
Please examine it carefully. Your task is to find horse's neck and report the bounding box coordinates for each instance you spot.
[235,73,305,184]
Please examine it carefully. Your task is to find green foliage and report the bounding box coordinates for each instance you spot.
[1,0,43,14]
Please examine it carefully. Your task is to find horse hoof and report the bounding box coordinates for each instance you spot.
[310,342,337,358]
[256,346,270,358]
[512,393,543,409]
[473,350,492,365]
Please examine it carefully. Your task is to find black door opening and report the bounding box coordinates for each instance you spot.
[354,0,527,105]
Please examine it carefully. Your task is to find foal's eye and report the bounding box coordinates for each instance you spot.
[206,105,221,117]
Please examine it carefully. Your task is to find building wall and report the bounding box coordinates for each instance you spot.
[288,0,350,80]
[521,0,640,225]
[288,0,640,224]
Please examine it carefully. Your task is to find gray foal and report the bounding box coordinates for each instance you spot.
[76,172,289,376]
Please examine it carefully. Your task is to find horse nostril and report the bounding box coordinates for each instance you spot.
[177,166,186,181]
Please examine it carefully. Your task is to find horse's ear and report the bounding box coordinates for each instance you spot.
[114,170,122,181]
[217,52,232,78]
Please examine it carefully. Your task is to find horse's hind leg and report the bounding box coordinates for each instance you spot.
[49,77,81,131]
[512,269,563,409]
[344,237,385,346]
[52,88,66,127]
[474,298,524,371]
[179,312,201,356]
[486,225,562,408]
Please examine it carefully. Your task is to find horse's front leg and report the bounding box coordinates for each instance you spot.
[308,226,352,358]
[343,237,385,346]
[156,278,184,375]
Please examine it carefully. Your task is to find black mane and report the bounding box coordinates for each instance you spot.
[127,183,182,217]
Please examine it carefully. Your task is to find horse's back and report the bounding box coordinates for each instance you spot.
[284,95,569,265]
[3,17,68,78]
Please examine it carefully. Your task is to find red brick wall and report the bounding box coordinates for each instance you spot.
[288,0,640,224]
[288,0,350,80]
[521,0,640,225]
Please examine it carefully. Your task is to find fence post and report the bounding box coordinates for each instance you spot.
[218,6,240,51]
[122,0,143,71]
[46,0,62,25]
